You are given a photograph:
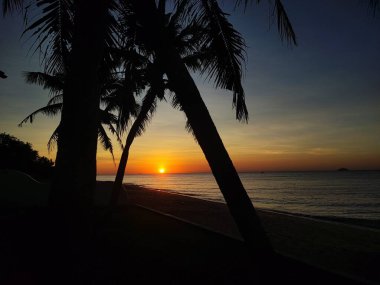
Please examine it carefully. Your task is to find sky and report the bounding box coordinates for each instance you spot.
[1,0,380,174]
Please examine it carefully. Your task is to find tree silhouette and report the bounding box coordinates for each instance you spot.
[0,133,54,181]
[116,0,292,257]
[110,1,206,205]
[2,0,295,255]
[19,70,138,159]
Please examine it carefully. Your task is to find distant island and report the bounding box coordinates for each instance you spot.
[337,168,349,171]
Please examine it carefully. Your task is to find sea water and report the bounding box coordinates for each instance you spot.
[97,171,380,220]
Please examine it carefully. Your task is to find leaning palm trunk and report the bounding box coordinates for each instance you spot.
[131,0,273,258]
[163,47,274,257]
[110,90,157,206]
[50,0,108,208]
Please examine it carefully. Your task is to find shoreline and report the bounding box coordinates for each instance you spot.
[123,182,380,231]
[1,180,379,284]
[119,182,380,284]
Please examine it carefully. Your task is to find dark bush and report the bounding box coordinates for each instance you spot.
[0,133,54,181]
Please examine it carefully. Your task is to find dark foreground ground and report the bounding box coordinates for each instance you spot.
[1,205,367,285]
[122,184,380,284]
[0,181,377,284]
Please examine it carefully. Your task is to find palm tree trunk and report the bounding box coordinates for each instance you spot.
[161,48,274,257]
[110,145,130,206]
[131,0,274,258]
[50,0,108,208]
[111,91,157,206]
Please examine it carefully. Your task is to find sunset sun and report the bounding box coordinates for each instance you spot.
[158,168,166,174]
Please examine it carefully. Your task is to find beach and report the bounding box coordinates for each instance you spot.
[120,183,380,284]
[98,171,380,221]
[1,180,379,284]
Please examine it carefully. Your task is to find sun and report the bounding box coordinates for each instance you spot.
[158,168,166,174]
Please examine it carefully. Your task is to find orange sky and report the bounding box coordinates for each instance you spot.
[1,2,380,175]
[94,99,380,175]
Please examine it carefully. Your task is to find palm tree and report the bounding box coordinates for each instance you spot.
[18,71,128,159]
[123,0,296,257]
[2,0,295,254]
[4,0,124,208]
[7,0,378,263]
[3,0,379,263]
[110,59,165,206]
[110,1,205,206]
[49,0,120,208]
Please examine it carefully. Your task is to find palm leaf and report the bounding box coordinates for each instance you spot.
[106,119,124,149]
[171,0,195,25]
[369,0,380,15]
[47,123,60,152]
[197,0,248,121]
[234,0,296,45]
[18,103,62,126]
[23,71,64,93]
[273,0,297,45]
[127,87,158,141]
[99,108,125,150]
[98,123,115,162]
[2,0,23,15]
[104,84,139,136]
[23,0,74,74]
[47,93,63,105]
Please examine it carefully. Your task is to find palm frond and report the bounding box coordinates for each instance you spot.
[101,3,124,78]
[23,71,64,93]
[98,123,115,162]
[106,119,124,149]
[47,93,63,105]
[233,0,260,10]
[197,0,248,121]
[99,109,118,126]
[171,0,196,25]
[98,108,124,148]
[182,51,205,72]
[18,103,62,126]
[170,19,206,60]
[104,84,139,136]
[369,0,380,15]
[273,0,297,45]
[2,0,23,15]
[184,119,197,141]
[234,0,296,45]
[23,0,74,74]
[129,88,158,140]
[47,123,60,152]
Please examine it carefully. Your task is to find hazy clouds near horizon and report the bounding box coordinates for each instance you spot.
[1,0,379,173]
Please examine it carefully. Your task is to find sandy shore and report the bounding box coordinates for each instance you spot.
[120,183,380,284]
[1,180,378,284]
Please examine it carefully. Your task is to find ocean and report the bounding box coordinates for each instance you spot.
[97,171,380,220]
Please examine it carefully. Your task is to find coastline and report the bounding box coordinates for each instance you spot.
[119,182,380,284]
[123,182,380,230]
[97,171,380,222]
[1,178,378,283]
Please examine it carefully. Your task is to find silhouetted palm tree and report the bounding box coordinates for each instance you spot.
[110,57,165,206]
[2,0,295,255]
[50,1,120,208]
[3,0,380,263]
[3,0,120,207]
[125,0,297,257]
[18,71,128,159]
[110,1,205,206]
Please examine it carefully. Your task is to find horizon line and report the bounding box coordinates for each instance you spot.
[97,169,380,175]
